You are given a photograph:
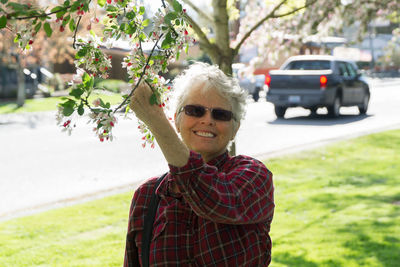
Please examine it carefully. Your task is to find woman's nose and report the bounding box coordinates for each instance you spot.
[200,110,215,125]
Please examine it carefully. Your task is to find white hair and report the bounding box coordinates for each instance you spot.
[172,62,247,129]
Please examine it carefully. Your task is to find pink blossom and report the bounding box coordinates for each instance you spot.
[92,98,101,107]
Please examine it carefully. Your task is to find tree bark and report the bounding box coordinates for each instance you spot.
[16,56,25,107]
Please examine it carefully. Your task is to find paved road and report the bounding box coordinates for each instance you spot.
[1,77,399,221]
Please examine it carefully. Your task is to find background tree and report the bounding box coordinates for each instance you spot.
[0,0,101,106]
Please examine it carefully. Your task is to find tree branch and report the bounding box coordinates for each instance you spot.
[233,0,317,54]
[180,0,214,26]
[11,5,72,20]
[112,34,164,113]
[233,0,288,54]
[72,15,83,49]
[165,0,214,51]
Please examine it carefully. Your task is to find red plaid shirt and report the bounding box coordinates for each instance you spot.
[124,151,274,266]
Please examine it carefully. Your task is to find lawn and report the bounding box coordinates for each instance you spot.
[0,79,128,115]
[0,130,399,266]
[0,93,124,114]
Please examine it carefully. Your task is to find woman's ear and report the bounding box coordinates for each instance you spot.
[231,121,240,140]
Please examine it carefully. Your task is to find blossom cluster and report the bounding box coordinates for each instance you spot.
[74,34,112,79]
[56,106,75,136]
[2,0,193,147]
[88,105,118,142]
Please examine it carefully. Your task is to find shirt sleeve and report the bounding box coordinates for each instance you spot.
[168,151,274,225]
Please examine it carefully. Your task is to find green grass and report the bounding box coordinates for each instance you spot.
[94,78,128,93]
[269,130,400,267]
[0,130,399,266]
[0,92,124,114]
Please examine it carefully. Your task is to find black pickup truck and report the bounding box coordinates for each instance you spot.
[266,55,370,118]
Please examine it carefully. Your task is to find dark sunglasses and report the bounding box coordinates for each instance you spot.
[179,105,235,121]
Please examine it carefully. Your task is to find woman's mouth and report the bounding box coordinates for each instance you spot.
[194,131,216,138]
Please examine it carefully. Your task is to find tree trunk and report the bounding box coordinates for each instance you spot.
[16,56,25,107]
[211,0,235,75]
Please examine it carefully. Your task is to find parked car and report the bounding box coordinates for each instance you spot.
[266,55,370,118]
[233,63,266,102]
[0,65,43,98]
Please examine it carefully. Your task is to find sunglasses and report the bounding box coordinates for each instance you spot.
[179,105,235,121]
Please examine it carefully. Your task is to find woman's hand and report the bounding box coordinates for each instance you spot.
[129,82,166,129]
[129,82,190,167]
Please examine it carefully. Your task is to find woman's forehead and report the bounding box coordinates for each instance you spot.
[184,84,231,108]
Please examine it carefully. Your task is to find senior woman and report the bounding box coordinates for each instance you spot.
[124,62,274,266]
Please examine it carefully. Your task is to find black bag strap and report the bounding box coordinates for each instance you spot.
[141,172,167,267]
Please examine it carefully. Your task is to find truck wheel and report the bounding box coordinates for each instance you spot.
[252,87,260,102]
[328,96,341,118]
[358,94,369,114]
[274,106,287,118]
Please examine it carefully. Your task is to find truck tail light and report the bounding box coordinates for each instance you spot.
[265,74,271,87]
[320,75,327,89]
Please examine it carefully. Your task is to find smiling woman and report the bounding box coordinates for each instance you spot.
[125,62,275,266]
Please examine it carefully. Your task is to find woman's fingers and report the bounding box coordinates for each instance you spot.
[130,82,150,110]
[130,82,165,126]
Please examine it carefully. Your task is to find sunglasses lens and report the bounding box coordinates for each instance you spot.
[182,105,234,121]
[184,105,205,117]
[212,109,232,121]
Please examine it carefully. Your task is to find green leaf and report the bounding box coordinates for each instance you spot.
[62,106,74,116]
[106,5,118,12]
[62,14,70,26]
[76,47,87,59]
[34,22,42,33]
[161,32,174,49]
[99,99,110,109]
[97,0,106,7]
[124,105,130,115]
[173,0,182,13]
[126,11,135,20]
[60,99,76,116]
[69,88,84,99]
[50,6,63,13]
[56,10,67,19]
[164,12,177,25]
[139,6,145,15]
[142,18,150,27]
[77,104,84,115]
[1,0,8,4]
[7,2,25,11]
[82,72,91,84]
[86,76,94,89]
[0,15,7,29]
[69,18,76,32]
[71,1,80,11]
[149,93,158,105]
[139,32,146,41]
[43,22,52,37]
